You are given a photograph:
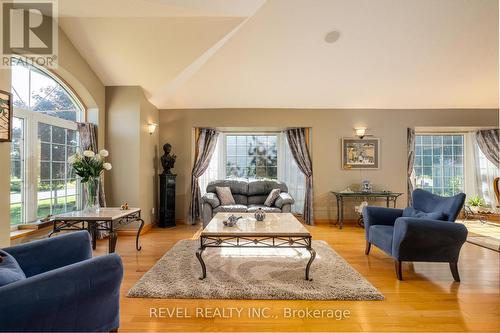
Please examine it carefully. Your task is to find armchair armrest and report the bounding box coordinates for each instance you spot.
[202,192,220,208]
[392,217,468,262]
[363,206,403,228]
[0,254,123,332]
[3,231,92,277]
[275,192,294,208]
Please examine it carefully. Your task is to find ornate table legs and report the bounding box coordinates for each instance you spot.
[196,236,315,281]
[305,241,316,281]
[136,218,145,251]
[196,242,207,280]
[334,196,344,229]
[89,222,98,250]
[109,231,118,253]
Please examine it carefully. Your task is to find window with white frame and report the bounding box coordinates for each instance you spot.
[10,117,24,225]
[414,134,464,196]
[10,59,84,226]
[199,132,306,214]
[225,134,278,179]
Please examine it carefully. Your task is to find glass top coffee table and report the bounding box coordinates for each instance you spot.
[196,213,316,280]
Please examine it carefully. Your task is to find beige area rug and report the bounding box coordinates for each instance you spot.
[459,220,500,252]
[127,240,383,300]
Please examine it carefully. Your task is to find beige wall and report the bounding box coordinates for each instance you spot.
[140,95,160,226]
[158,108,499,222]
[55,27,106,148]
[106,86,159,227]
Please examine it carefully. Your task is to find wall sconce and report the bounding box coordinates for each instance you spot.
[148,123,157,135]
[354,127,367,139]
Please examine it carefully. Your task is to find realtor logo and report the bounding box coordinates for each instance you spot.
[1,0,58,68]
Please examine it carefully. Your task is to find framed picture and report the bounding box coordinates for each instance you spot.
[342,138,380,169]
[0,89,13,142]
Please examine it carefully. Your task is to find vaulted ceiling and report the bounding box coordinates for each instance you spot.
[58,0,499,109]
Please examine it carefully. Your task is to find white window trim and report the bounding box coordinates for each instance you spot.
[414,132,467,195]
[220,131,281,180]
[12,108,80,228]
[10,59,86,229]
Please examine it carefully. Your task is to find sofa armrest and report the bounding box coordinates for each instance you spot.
[0,254,123,332]
[392,217,468,261]
[275,192,294,208]
[3,231,92,277]
[202,192,220,208]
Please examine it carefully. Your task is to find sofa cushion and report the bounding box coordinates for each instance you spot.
[213,205,248,214]
[248,195,268,205]
[215,186,236,205]
[403,207,446,221]
[248,180,288,196]
[233,194,248,205]
[0,250,26,287]
[207,180,248,195]
[368,225,394,255]
[264,188,281,207]
[247,205,281,213]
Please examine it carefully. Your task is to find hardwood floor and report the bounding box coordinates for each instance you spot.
[93,223,500,332]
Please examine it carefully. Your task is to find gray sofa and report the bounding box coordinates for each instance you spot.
[201,179,294,227]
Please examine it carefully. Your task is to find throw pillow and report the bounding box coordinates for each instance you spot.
[403,207,446,221]
[264,188,281,207]
[215,186,236,206]
[0,250,26,287]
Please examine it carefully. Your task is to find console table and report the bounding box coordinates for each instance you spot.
[330,191,403,229]
[50,207,144,253]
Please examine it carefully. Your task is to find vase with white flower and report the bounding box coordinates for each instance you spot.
[68,149,112,212]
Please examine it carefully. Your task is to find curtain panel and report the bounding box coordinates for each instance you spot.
[188,128,220,224]
[279,134,306,214]
[77,122,107,239]
[475,129,500,168]
[77,122,107,207]
[407,128,416,205]
[471,132,500,207]
[285,128,314,225]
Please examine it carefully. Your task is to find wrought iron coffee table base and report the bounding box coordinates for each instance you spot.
[196,235,316,281]
[50,212,144,253]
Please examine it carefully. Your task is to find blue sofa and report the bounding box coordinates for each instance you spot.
[363,189,467,281]
[0,231,123,332]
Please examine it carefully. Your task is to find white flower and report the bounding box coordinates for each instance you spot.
[103,162,112,171]
[68,154,79,164]
[83,150,95,158]
[99,149,109,157]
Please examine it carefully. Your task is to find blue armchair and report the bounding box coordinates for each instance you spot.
[0,231,123,332]
[363,189,467,281]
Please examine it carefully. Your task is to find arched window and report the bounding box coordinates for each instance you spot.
[10,59,85,227]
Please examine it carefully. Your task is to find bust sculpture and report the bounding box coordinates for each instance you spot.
[160,143,177,175]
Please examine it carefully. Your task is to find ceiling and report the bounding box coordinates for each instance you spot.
[58,0,499,109]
